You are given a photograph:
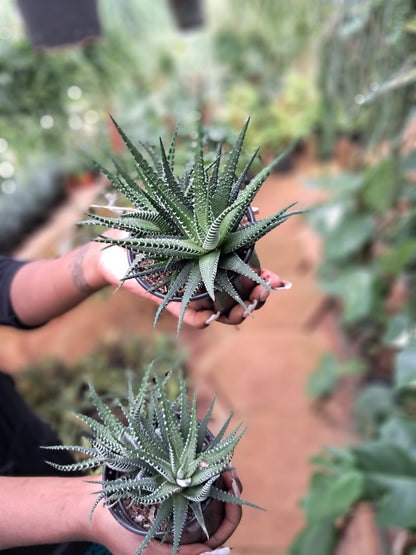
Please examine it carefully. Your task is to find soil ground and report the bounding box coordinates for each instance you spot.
[0,154,372,554]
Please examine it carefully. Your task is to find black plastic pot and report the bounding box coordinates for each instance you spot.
[16,0,101,50]
[168,0,204,30]
[102,425,226,544]
[127,206,260,315]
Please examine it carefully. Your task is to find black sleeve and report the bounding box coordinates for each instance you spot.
[0,255,34,329]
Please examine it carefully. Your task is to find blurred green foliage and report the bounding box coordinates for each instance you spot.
[16,333,187,447]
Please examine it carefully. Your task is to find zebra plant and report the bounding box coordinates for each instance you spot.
[82,116,300,332]
[46,366,263,555]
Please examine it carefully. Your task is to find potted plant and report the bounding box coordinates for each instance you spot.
[82,117,299,332]
[46,366,263,555]
[168,0,204,30]
[16,0,102,50]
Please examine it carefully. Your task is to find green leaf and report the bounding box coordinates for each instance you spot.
[395,347,416,391]
[353,384,394,438]
[321,268,374,323]
[324,215,373,261]
[362,157,397,213]
[383,313,414,347]
[353,442,416,528]
[381,415,416,456]
[289,521,337,555]
[379,240,416,275]
[303,470,364,523]
[306,354,340,399]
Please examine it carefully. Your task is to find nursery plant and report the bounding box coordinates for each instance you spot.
[46,366,263,555]
[81,117,299,332]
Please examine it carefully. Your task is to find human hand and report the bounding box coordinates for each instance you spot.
[96,229,291,329]
[88,469,242,555]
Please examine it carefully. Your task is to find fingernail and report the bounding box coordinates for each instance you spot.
[243,299,258,318]
[273,280,292,290]
[201,548,230,555]
[231,477,241,497]
[205,311,221,325]
[259,285,271,303]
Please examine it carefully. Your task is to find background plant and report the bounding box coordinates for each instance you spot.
[16,333,186,447]
[318,0,416,156]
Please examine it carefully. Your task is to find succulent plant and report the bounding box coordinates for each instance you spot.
[81,117,300,332]
[46,366,262,554]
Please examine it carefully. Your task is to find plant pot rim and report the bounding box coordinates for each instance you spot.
[127,205,256,302]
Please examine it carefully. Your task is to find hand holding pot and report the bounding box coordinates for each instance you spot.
[89,470,242,555]
[98,229,291,329]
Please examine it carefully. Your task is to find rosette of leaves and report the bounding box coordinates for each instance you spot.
[46,366,263,555]
[81,117,299,332]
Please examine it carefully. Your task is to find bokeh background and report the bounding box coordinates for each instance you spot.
[0,1,415,553]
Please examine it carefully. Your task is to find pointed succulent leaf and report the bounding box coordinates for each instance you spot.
[153,262,193,327]
[189,460,230,487]
[133,499,173,555]
[219,253,272,291]
[214,270,248,312]
[183,476,217,502]
[46,457,105,473]
[128,365,152,419]
[209,485,265,510]
[223,204,300,253]
[167,123,179,170]
[190,501,209,539]
[94,160,150,210]
[192,122,210,235]
[112,119,197,239]
[80,213,163,235]
[87,383,125,437]
[110,117,161,194]
[127,480,182,505]
[225,146,294,230]
[94,234,204,259]
[159,138,191,210]
[154,373,184,461]
[178,394,199,475]
[172,493,189,553]
[178,374,191,439]
[199,250,221,300]
[202,199,242,250]
[177,261,203,334]
[208,143,223,199]
[196,396,217,452]
[229,147,261,204]
[112,159,154,210]
[211,118,249,216]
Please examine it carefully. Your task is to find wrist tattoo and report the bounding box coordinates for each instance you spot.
[69,245,94,295]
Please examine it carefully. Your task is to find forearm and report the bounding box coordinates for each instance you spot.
[10,241,108,326]
[0,476,95,549]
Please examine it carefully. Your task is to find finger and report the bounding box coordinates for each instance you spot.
[204,478,242,548]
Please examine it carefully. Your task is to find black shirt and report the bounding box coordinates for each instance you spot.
[0,255,95,554]
[0,255,31,328]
